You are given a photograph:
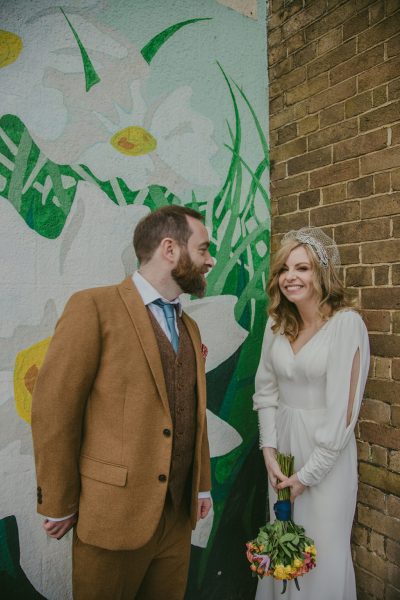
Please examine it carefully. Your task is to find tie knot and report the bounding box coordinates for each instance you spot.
[153,298,176,318]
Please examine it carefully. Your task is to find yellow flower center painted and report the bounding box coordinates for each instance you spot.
[110,126,157,156]
[14,337,51,424]
[0,30,23,68]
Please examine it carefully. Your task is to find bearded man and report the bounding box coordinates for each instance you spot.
[31,205,213,600]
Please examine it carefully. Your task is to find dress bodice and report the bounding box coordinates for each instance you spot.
[269,321,331,411]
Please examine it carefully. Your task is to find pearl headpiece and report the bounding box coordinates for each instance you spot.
[281,227,340,270]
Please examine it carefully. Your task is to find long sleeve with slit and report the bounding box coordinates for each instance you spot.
[297,310,370,486]
[253,310,370,600]
[253,317,279,449]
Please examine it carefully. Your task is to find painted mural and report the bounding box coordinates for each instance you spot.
[0,1,269,598]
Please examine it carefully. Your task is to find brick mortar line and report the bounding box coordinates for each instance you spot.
[272,118,400,145]
[271,131,400,150]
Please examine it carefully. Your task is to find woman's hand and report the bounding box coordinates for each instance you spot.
[277,473,306,502]
[262,447,288,491]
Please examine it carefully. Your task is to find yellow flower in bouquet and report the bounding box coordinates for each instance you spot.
[285,564,296,577]
[293,558,303,569]
[274,565,287,580]
[305,545,317,557]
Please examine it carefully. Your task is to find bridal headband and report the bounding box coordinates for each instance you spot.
[281,227,341,270]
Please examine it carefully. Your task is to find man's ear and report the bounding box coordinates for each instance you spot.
[159,237,178,263]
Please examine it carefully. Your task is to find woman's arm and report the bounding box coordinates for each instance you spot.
[296,311,370,487]
[253,319,287,489]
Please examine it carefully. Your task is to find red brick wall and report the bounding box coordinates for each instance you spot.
[267,1,400,597]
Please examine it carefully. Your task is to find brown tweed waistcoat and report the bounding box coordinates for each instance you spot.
[148,310,197,508]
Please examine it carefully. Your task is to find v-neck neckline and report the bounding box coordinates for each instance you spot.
[286,316,333,358]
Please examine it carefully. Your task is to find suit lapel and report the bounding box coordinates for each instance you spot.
[181,312,207,421]
[117,277,169,414]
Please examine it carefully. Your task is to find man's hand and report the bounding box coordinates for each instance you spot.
[276,474,306,502]
[43,514,77,539]
[197,497,212,521]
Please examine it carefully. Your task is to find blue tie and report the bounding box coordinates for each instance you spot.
[153,299,179,353]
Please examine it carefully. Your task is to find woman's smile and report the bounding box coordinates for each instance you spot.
[278,246,318,306]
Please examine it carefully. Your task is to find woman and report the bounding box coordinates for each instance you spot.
[253,227,370,600]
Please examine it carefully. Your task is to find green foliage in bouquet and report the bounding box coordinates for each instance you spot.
[246,453,317,594]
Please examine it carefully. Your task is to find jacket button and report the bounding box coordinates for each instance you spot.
[158,474,167,482]
[163,428,171,437]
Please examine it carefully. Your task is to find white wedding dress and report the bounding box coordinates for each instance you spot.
[253,310,370,600]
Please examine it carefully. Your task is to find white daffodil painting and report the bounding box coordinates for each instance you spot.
[0,1,269,598]
[0,4,219,197]
[77,85,219,195]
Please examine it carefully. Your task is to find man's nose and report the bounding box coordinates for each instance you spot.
[205,252,214,268]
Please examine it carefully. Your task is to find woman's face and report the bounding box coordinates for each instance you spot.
[278,245,317,306]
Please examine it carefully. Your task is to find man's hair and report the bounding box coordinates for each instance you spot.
[133,205,203,264]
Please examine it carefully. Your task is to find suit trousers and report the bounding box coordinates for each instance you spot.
[72,497,192,600]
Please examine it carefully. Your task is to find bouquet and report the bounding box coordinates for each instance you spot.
[246,453,317,594]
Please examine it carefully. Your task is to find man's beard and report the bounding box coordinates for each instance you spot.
[172,248,207,298]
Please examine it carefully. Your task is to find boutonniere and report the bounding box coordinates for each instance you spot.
[201,343,208,361]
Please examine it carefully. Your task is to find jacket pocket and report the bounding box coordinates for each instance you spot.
[79,455,128,487]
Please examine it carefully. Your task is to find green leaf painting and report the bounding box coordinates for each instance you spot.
[0,114,78,239]
[60,8,101,92]
[141,18,212,64]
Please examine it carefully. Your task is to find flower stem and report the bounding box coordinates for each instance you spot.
[277,453,294,502]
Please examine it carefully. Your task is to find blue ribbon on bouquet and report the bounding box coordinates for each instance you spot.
[273,500,291,521]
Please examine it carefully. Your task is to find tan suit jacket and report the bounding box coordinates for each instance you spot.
[31,277,211,551]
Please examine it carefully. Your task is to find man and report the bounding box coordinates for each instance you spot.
[31,205,213,599]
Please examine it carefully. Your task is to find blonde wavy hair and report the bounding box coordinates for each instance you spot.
[267,239,354,341]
